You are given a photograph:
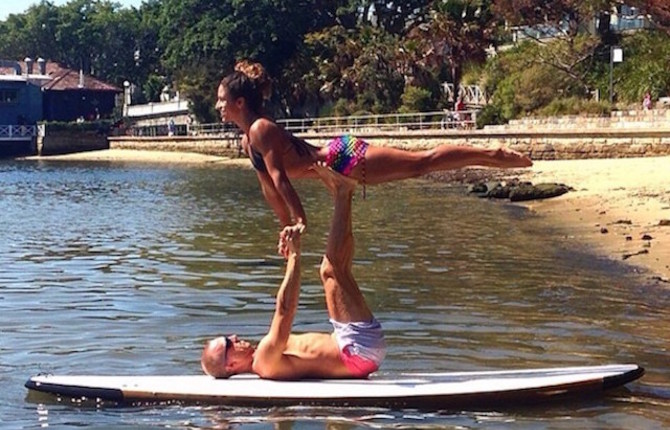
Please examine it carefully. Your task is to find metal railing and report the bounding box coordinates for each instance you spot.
[129,124,190,137]
[277,111,477,133]
[127,110,477,138]
[0,124,40,140]
[124,100,191,118]
[189,123,239,136]
[276,110,477,133]
[442,84,487,106]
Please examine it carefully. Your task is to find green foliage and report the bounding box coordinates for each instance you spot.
[491,77,520,121]
[42,119,113,133]
[613,30,670,104]
[480,35,613,121]
[324,99,351,117]
[476,104,504,128]
[537,97,611,116]
[404,0,496,103]
[174,61,221,124]
[2,0,670,124]
[399,86,434,113]
[303,24,405,114]
[142,74,167,103]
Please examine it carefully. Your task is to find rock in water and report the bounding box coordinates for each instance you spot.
[509,183,571,202]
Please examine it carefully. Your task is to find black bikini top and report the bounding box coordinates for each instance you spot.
[246,131,315,173]
[249,145,267,172]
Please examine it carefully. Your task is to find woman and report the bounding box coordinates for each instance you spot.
[217,60,532,242]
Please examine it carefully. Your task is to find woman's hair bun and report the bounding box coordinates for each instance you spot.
[234,60,272,100]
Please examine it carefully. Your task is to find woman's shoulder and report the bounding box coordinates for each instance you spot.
[249,116,280,133]
[248,117,287,145]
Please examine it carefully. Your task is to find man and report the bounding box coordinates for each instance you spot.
[201,166,386,379]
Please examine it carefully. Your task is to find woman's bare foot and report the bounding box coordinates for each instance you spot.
[493,147,533,168]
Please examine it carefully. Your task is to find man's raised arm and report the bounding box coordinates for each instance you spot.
[252,231,302,378]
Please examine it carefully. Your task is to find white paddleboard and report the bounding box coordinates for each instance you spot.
[26,364,643,409]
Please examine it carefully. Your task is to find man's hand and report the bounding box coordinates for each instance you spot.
[278,223,303,258]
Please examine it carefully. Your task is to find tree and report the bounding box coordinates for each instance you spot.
[492,0,622,96]
[0,0,157,93]
[365,1,430,34]
[632,0,670,34]
[403,0,497,105]
[157,0,357,121]
[0,1,61,61]
[301,24,405,115]
[613,30,670,103]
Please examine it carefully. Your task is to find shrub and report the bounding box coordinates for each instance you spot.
[476,104,505,128]
[537,97,611,117]
[614,30,670,104]
[331,98,354,116]
[399,86,434,113]
[42,120,113,133]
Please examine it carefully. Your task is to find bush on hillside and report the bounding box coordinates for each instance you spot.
[42,120,113,133]
[537,97,611,117]
[399,86,434,113]
[613,30,670,104]
[476,104,505,128]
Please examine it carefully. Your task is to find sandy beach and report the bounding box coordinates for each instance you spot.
[25,148,250,167]
[514,156,670,284]
[30,149,670,283]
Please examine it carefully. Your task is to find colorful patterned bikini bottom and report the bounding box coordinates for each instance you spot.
[325,134,369,177]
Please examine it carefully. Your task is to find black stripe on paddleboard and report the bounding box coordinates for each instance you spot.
[25,379,124,402]
[603,366,645,390]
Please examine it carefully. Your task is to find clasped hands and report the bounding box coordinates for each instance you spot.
[277,222,304,258]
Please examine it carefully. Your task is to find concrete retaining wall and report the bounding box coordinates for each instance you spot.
[301,129,670,160]
[110,135,242,158]
[108,111,670,161]
[38,131,109,156]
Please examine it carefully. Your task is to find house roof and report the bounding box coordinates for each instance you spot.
[42,62,121,92]
[0,60,121,92]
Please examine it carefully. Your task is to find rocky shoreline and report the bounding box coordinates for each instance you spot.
[431,158,670,286]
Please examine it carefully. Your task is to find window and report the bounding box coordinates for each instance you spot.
[0,89,18,104]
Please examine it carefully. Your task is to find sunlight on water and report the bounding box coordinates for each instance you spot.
[0,159,668,428]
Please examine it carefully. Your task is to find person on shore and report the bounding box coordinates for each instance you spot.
[643,92,652,111]
[168,118,176,136]
[217,60,532,241]
[201,166,385,379]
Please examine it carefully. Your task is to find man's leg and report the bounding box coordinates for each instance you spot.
[315,166,373,323]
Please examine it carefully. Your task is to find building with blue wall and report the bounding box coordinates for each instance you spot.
[0,59,47,126]
[1,58,121,126]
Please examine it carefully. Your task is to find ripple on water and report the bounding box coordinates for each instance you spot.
[0,162,668,428]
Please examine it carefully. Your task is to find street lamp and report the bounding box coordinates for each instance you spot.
[610,46,623,104]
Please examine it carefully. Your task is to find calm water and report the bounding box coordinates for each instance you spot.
[1,159,668,429]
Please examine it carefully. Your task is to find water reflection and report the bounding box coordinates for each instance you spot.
[0,159,668,428]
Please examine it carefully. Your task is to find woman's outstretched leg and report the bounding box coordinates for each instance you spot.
[361,144,531,185]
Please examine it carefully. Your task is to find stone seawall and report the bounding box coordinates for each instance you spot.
[109,135,242,157]
[109,122,670,161]
[290,128,670,160]
[38,131,109,156]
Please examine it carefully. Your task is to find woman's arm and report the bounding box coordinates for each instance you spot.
[255,170,293,227]
[250,121,307,230]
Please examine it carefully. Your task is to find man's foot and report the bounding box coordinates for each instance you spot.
[313,163,358,195]
[493,147,533,168]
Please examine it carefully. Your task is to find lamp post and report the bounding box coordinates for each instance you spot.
[609,46,623,104]
[123,81,131,117]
